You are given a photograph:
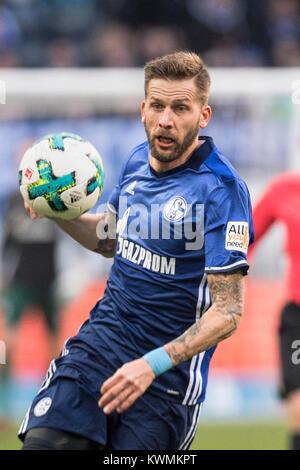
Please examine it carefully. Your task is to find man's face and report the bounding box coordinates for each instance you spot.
[141,78,209,164]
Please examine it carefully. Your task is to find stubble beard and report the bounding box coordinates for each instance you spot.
[144,121,200,163]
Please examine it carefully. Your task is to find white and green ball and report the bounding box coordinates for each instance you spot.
[19,133,105,220]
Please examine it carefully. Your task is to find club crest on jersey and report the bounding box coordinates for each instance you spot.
[163,196,188,222]
[225,221,249,254]
[34,397,52,417]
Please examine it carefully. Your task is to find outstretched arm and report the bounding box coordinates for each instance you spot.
[25,203,117,258]
[99,270,244,414]
[54,212,117,258]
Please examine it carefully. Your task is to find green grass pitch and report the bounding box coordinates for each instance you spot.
[0,421,287,450]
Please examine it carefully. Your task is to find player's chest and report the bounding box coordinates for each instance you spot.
[117,174,205,254]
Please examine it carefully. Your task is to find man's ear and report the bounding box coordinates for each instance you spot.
[199,105,212,129]
[141,100,146,123]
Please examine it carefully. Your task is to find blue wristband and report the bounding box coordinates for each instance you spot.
[143,347,173,377]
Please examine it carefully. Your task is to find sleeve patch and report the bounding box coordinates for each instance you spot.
[225,221,249,254]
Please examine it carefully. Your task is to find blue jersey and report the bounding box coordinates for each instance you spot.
[75,136,254,406]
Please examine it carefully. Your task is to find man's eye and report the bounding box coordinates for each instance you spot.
[151,103,163,110]
[176,106,187,112]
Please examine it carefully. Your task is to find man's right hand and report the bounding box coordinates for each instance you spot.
[24,202,41,220]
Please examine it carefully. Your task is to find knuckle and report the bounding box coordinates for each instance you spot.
[128,395,136,405]
[133,381,143,393]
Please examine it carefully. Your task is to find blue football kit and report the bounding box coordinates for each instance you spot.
[19,136,254,449]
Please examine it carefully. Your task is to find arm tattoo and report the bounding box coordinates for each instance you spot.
[165,270,244,366]
[208,270,243,341]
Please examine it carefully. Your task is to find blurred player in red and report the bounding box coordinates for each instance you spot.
[249,172,300,450]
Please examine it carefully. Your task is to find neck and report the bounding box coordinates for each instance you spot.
[149,138,202,173]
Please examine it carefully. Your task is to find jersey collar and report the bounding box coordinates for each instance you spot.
[148,136,214,178]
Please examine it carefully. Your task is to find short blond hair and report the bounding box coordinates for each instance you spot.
[144,51,211,105]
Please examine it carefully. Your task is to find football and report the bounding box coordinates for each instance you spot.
[18,132,105,220]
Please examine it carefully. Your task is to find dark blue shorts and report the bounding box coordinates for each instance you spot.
[18,341,202,450]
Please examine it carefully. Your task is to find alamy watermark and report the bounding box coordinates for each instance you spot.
[0,80,6,104]
[291,340,300,365]
[96,197,205,251]
[0,340,6,365]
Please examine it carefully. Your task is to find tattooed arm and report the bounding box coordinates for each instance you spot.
[164,270,244,365]
[99,270,244,414]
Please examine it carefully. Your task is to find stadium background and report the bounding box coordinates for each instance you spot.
[0,0,300,450]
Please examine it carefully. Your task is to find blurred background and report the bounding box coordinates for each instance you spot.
[0,0,300,450]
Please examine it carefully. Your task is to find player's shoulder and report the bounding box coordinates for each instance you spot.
[122,141,148,176]
[202,139,249,196]
[203,142,240,182]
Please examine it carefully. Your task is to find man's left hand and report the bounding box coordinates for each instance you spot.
[98,358,155,414]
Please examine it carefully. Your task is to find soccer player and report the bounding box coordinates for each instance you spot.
[20,52,253,450]
[249,173,300,451]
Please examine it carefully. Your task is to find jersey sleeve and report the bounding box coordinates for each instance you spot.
[106,145,141,216]
[204,181,254,275]
[107,182,121,215]
[107,157,128,216]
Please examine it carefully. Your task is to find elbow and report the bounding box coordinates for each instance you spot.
[216,305,243,342]
[231,308,243,329]
[93,239,116,257]
[93,247,115,258]
[101,250,115,258]
[227,304,243,334]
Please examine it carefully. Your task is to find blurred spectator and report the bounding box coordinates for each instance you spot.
[47,38,79,68]
[186,0,248,34]
[267,0,300,42]
[271,39,300,67]
[37,0,99,39]
[0,5,21,48]
[204,37,266,67]
[0,4,22,66]
[0,48,20,67]
[137,26,186,64]
[90,23,137,67]
[98,0,186,28]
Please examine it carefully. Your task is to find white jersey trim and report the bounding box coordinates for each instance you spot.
[179,403,203,450]
[182,274,211,406]
[205,259,248,272]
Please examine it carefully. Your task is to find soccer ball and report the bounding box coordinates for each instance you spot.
[19,132,105,220]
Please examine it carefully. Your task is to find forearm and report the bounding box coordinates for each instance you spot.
[164,304,241,366]
[99,272,244,415]
[164,271,244,367]
[55,212,116,257]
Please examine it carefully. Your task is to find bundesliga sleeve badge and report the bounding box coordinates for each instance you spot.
[225,221,249,254]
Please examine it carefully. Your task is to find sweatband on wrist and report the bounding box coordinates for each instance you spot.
[143,347,173,377]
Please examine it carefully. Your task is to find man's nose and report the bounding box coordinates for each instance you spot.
[158,108,174,128]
